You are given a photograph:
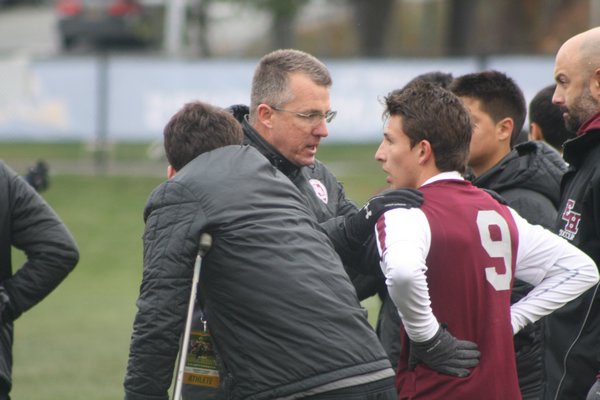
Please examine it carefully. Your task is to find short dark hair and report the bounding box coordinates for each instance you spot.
[405,71,454,89]
[449,70,526,146]
[529,84,575,151]
[384,81,472,174]
[163,101,244,171]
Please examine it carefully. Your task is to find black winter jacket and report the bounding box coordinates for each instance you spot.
[182,107,386,398]
[0,161,78,394]
[473,141,567,400]
[239,113,383,300]
[124,146,394,400]
[543,111,600,400]
[472,140,567,230]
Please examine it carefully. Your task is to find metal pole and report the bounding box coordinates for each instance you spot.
[173,233,213,400]
[95,51,109,174]
[164,0,188,57]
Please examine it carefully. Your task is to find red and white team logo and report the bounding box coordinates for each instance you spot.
[559,199,581,241]
[309,179,328,204]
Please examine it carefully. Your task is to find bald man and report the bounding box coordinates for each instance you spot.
[543,27,600,400]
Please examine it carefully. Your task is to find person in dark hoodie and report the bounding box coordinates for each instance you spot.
[545,27,600,400]
[449,70,568,400]
[0,161,79,400]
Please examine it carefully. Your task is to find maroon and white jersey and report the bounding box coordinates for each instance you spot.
[375,172,598,400]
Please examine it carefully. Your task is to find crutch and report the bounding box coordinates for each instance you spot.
[173,233,213,400]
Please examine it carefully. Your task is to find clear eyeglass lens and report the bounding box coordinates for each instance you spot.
[306,110,336,124]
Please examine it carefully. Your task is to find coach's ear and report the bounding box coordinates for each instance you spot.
[592,67,600,100]
[167,164,177,179]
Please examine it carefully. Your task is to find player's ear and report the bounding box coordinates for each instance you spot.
[417,140,433,165]
[529,122,544,141]
[167,164,177,179]
[496,117,514,143]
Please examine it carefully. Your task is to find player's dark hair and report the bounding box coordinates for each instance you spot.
[163,101,244,171]
[405,71,454,89]
[529,84,575,151]
[449,70,526,146]
[384,81,472,174]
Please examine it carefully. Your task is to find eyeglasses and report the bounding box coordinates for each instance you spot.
[269,105,337,124]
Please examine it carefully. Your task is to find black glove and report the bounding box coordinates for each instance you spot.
[25,160,49,192]
[344,188,423,246]
[587,376,600,400]
[408,324,480,377]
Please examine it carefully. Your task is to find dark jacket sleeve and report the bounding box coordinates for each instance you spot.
[1,163,79,321]
[320,185,384,301]
[124,181,208,400]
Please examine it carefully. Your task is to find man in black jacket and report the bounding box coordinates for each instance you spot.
[229,49,386,298]
[123,100,422,400]
[545,27,600,400]
[0,161,79,400]
[449,70,568,400]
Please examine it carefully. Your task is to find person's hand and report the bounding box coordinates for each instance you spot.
[344,188,423,246]
[587,376,600,400]
[408,324,480,377]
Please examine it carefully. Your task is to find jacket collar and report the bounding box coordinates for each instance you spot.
[241,116,301,177]
[563,111,600,166]
[576,110,600,137]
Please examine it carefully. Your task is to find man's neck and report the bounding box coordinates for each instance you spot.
[470,149,510,178]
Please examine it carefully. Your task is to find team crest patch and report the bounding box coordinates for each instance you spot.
[559,199,581,241]
[309,179,328,204]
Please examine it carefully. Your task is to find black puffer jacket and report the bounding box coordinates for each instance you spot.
[0,161,78,394]
[124,146,393,400]
[472,140,567,229]
[472,140,567,400]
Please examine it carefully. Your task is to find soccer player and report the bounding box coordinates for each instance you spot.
[373,81,599,399]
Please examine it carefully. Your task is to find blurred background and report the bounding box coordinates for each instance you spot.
[1,1,598,399]
[0,0,598,151]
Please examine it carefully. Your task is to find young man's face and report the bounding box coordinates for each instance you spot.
[263,72,331,167]
[459,97,502,176]
[375,115,421,189]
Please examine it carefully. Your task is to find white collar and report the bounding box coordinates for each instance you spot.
[420,171,464,188]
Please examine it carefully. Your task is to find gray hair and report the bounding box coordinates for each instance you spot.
[249,49,332,121]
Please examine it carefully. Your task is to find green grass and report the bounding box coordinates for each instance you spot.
[4,141,385,400]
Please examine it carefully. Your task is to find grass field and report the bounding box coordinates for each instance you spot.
[1,140,386,400]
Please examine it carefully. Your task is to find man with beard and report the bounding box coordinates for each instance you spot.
[544,27,600,400]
